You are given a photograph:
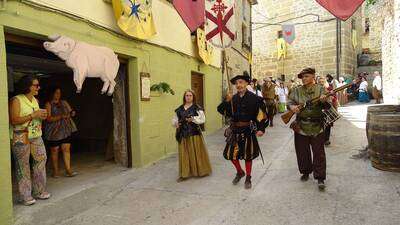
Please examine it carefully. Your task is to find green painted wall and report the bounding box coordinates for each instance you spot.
[0,2,222,224]
[0,25,13,225]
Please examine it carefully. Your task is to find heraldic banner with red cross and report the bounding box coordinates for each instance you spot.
[205,0,236,49]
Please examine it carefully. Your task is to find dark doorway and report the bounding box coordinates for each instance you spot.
[5,33,132,204]
[191,72,205,130]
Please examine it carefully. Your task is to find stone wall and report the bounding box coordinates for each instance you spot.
[380,0,400,104]
[252,0,363,81]
[224,0,254,91]
[362,2,385,61]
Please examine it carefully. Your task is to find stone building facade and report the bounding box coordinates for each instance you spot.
[366,0,400,104]
[252,0,363,81]
[224,0,257,89]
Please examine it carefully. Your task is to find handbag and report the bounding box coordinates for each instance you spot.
[12,120,31,146]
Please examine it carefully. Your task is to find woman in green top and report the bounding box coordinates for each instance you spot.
[9,75,51,206]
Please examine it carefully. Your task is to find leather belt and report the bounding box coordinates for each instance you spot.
[232,121,251,127]
[299,117,321,123]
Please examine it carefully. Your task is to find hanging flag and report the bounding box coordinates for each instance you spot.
[282,24,295,44]
[248,52,252,65]
[112,0,156,40]
[277,38,287,60]
[315,0,365,21]
[205,0,236,49]
[352,29,358,49]
[197,28,214,65]
[173,0,205,33]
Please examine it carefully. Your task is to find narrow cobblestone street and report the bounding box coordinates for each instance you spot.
[14,103,400,225]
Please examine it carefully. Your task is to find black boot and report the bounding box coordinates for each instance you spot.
[244,176,252,189]
[232,172,245,185]
[300,174,309,182]
[318,179,326,191]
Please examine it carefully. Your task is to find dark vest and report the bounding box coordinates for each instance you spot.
[175,104,202,138]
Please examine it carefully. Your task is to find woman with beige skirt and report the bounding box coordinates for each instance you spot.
[173,90,212,182]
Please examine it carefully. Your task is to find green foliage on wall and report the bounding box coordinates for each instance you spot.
[366,0,377,6]
[150,82,175,95]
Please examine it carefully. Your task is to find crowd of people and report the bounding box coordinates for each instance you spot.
[11,70,383,206]
[172,69,383,192]
[9,75,78,206]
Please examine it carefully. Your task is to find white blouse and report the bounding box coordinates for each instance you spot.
[172,110,206,127]
[359,81,368,92]
[277,87,289,103]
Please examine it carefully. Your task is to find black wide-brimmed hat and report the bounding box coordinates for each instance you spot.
[230,73,251,84]
[297,67,316,78]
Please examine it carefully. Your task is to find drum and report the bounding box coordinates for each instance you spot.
[322,106,341,128]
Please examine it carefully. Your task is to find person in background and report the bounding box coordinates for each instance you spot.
[277,82,289,113]
[44,86,78,178]
[326,74,338,108]
[9,75,51,206]
[358,76,370,103]
[326,74,339,89]
[337,77,348,106]
[288,79,296,96]
[262,77,278,127]
[319,76,334,146]
[173,90,212,182]
[372,71,382,104]
[247,79,263,97]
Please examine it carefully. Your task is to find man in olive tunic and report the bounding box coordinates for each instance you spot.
[217,73,267,189]
[287,68,330,191]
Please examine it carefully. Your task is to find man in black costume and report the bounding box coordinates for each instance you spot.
[217,72,267,189]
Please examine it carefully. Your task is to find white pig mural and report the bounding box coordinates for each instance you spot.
[43,35,120,95]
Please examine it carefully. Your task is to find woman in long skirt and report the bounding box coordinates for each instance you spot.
[277,82,288,113]
[358,77,370,103]
[172,90,212,182]
[337,77,348,106]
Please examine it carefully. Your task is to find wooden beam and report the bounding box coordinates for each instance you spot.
[5,33,43,48]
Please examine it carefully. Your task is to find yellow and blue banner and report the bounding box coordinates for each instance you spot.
[112,0,156,40]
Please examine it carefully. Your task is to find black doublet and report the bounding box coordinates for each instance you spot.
[217,91,267,160]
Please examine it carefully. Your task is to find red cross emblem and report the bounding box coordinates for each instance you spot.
[206,0,235,45]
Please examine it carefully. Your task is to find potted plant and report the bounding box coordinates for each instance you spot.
[150,82,175,97]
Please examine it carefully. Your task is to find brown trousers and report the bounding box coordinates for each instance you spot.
[265,99,276,123]
[294,132,326,180]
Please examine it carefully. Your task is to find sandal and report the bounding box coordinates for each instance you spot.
[36,192,51,200]
[22,198,36,206]
[65,171,78,177]
[176,177,187,183]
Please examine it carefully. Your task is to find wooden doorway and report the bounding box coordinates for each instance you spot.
[191,72,204,130]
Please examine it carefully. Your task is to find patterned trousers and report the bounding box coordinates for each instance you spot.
[12,137,47,201]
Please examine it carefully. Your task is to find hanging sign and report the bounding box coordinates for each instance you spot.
[282,24,296,44]
[205,0,236,48]
[315,0,365,21]
[277,38,287,60]
[112,0,156,40]
[173,0,205,33]
[197,28,214,65]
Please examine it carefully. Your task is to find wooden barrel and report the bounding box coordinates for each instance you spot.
[368,113,400,172]
[366,105,400,142]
